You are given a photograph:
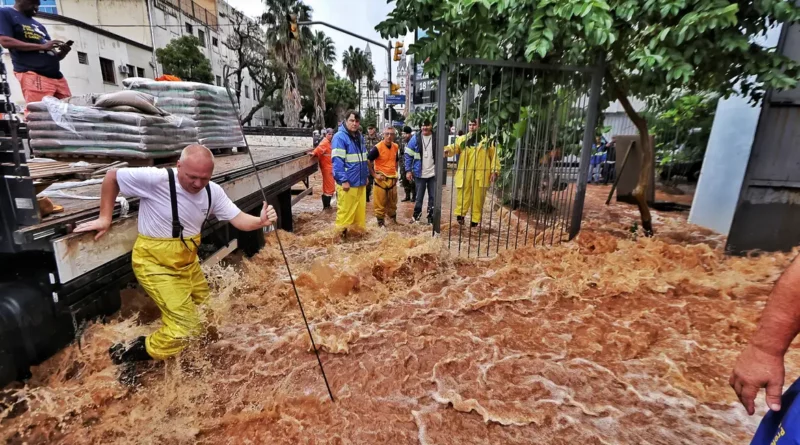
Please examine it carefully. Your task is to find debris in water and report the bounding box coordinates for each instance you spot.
[1,185,797,444]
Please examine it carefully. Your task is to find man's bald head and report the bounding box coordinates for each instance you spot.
[177,144,215,194]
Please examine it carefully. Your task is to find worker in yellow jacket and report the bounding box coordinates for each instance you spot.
[444,118,500,227]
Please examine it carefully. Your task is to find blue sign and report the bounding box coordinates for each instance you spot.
[392,120,405,127]
[386,95,406,104]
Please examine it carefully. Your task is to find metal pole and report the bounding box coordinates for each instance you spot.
[223,84,335,403]
[432,67,449,234]
[568,54,604,239]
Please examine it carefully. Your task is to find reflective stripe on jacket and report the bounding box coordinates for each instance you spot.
[332,122,369,187]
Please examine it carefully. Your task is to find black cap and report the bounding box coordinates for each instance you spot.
[403,126,413,134]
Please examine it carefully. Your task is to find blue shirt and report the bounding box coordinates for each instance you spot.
[751,377,800,445]
[0,7,62,79]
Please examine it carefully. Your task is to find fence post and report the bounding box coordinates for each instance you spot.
[432,67,449,234]
[569,54,604,239]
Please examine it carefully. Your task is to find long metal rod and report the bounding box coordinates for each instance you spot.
[432,67,449,234]
[224,85,335,403]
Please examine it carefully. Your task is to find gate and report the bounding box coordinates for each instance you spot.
[430,58,603,258]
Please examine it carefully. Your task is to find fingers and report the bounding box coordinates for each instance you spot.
[740,384,758,416]
[93,229,107,241]
[766,378,784,412]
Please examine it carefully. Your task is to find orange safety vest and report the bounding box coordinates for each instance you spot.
[373,140,398,177]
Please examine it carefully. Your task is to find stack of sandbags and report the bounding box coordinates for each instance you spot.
[123,78,245,149]
[27,95,198,159]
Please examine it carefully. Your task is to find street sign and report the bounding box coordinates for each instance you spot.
[386,94,406,104]
[392,120,405,127]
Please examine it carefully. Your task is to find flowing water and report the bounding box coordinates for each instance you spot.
[1,185,797,444]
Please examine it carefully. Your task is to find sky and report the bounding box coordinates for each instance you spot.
[224,0,413,82]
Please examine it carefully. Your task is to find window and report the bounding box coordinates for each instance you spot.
[137,67,145,78]
[185,22,193,35]
[245,85,249,99]
[126,64,135,77]
[198,29,206,47]
[215,75,221,86]
[0,0,56,13]
[99,58,115,84]
[212,37,218,47]
[77,52,88,65]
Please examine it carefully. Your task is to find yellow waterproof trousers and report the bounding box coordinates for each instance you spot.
[454,183,488,224]
[132,234,209,361]
[373,176,398,220]
[335,185,366,230]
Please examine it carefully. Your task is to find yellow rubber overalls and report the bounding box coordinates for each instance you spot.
[444,133,500,224]
[135,168,211,360]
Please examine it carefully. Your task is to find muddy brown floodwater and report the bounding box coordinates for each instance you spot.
[2,182,799,444]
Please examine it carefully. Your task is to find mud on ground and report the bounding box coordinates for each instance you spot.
[1,183,797,444]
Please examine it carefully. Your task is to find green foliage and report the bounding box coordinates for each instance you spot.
[362,107,378,129]
[341,46,376,112]
[378,0,800,105]
[155,36,213,83]
[649,93,718,167]
[324,74,358,127]
[307,30,336,128]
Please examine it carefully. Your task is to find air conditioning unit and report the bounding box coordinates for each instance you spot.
[118,65,129,75]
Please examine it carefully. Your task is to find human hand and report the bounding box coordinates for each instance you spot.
[342,181,350,191]
[730,344,785,415]
[490,172,498,183]
[260,201,277,227]
[376,173,386,182]
[406,172,412,182]
[41,40,64,51]
[74,217,112,241]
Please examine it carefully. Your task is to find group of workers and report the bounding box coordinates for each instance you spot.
[309,110,500,235]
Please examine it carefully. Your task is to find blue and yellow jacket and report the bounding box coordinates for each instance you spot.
[404,132,437,179]
[332,122,369,187]
[751,377,800,444]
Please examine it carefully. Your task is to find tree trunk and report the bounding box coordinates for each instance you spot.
[358,80,362,115]
[283,72,301,128]
[606,72,654,236]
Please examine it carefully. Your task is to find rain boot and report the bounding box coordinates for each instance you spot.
[377,218,385,228]
[109,336,152,365]
[321,195,331,209]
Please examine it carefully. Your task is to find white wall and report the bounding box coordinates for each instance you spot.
[56,0,153,46]
[3,16,154,113]
[688,25,784,235]
[149,0,271,126]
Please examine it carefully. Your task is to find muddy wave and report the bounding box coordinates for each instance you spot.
[1,185,796,444]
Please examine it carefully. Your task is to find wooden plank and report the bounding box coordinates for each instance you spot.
[53,215,139,283]
[202,239,238,267]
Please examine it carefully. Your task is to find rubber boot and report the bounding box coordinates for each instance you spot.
[471,222,479,228]
[109,336,152,365]
[377,218,385,228]
[321,195,331,209]
[457,216,465,225]
[402,191,412,202]
[427,215,433,225]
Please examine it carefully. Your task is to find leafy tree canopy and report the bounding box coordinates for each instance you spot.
[156,35,214,84]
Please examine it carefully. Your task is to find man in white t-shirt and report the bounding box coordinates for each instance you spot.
[75,144,277,371]
[404,119,437,224]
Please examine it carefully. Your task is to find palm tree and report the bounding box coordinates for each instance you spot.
[363,61,376,114]
[262,0,312,127]
[342,46,368,113]
[307,30,335,129]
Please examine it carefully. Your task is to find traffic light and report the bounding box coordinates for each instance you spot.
[393,41,404,61]
[390,82,400,95]
[288,14,299,40]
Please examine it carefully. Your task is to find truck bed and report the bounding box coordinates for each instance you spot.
[19,144,311,240]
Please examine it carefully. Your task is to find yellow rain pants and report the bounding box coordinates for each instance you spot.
[454,182,488,224]
[335,184,366,230]
[373,176,398,220]
[132,234,209,361]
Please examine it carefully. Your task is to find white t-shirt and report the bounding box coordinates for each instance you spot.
[117,167,241,238]
[420,134,435,179]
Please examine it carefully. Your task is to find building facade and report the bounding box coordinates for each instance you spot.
[1,0,274,126]
[2,2,155,113]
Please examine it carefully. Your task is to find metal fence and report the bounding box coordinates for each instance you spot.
[431,58,603,258]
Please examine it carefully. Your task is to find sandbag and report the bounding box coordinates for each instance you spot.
[30,130,193,145]
[33,147,180,159]
[31,138,187,152]
[95,91,163,115]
